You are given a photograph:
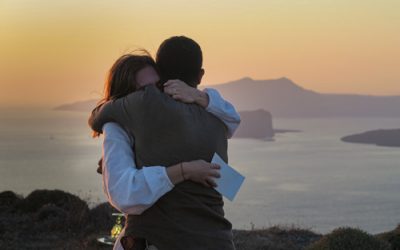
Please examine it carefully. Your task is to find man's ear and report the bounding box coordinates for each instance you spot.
[198,68,205,84]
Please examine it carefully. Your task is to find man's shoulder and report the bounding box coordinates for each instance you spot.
[136,85,174,108]
[118,85,163,106]
[136,85,226,132]
[141,85,192,114]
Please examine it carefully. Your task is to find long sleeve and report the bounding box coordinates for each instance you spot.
[88,85,180,135]
[101,122,174,215]
[88,85,241,139]
[204,88,241,138]
[88,98,132,134]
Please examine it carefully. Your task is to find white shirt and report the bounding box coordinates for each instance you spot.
[101,88,240,250]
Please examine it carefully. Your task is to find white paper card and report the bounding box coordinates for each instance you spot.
[211,153,245,201]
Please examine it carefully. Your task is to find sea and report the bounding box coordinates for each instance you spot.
[0,108,399,234]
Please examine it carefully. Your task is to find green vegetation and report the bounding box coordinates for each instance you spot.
[307,227,391,250]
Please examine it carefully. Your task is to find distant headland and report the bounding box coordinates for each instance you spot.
[55,77,400,141]
[56,77,400,118]
[341,129,400,147]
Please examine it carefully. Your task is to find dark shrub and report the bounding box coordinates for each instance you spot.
[35,204,68,231]
[15,189,90,230]
[86,202,120,232]
[16,189,86,212]
[232,226,321,250]
[0,191,22,212]
[0,221,4,236]
[36,203,67,221]
[377,224,400,250]
[307,227,391,250]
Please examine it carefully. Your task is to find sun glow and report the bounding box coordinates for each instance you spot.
[1,0,399,107]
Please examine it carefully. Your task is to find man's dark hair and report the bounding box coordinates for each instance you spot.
[156,36,203,88]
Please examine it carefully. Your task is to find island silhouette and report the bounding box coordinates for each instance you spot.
[56,77,400,143]
[56,77,400,118]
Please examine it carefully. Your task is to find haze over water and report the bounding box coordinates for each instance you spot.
[1,108,399,234]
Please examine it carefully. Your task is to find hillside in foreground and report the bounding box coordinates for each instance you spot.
[1,189,399,250]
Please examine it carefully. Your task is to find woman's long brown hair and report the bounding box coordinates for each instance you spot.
[92,51,157,137]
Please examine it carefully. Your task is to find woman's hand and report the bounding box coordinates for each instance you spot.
[164,80,209,107]
[183,160,221,188]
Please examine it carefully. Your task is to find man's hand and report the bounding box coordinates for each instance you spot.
[164,79,209,107]
[183,160,221,188]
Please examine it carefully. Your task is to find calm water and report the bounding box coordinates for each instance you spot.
[1,108,399,234]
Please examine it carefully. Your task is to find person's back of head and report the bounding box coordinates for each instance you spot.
[156,36,204,88]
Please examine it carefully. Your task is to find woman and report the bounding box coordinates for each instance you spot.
[92,52,240,250]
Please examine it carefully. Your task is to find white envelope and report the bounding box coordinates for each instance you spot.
[211,153,245,201]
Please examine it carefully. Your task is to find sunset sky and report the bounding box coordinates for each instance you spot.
[1,0,399,107]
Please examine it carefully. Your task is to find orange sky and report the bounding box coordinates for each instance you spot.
[1,0,399,107]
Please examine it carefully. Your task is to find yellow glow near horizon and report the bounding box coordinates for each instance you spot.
[0,0,399,107]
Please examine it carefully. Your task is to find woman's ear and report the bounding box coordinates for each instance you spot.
[198,68,205,84]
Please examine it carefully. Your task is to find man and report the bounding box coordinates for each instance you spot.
[90,36,237,250]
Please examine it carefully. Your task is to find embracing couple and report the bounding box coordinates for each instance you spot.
[89,36,241,250]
